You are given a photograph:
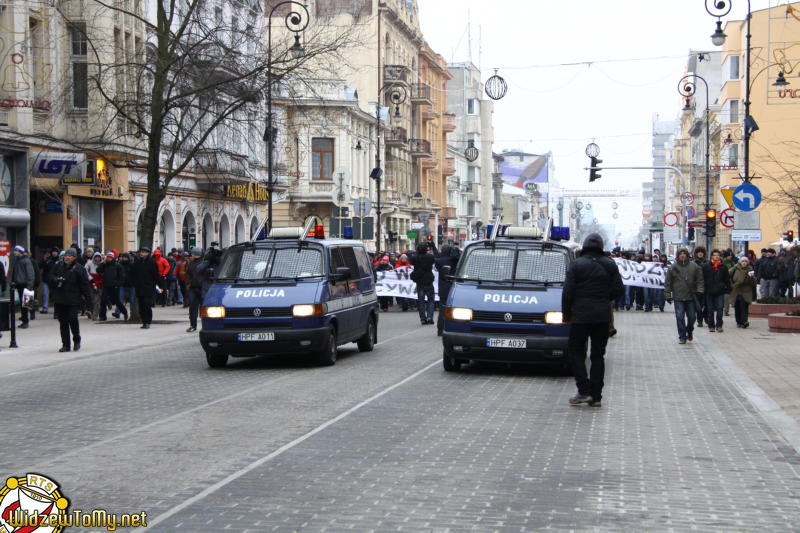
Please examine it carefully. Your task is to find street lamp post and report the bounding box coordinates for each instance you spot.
[371,84,406,252]
[678,73,712,252]
[265,1,308,233]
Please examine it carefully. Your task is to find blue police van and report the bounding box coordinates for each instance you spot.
[199,224,379,367]
[441,225,575,371]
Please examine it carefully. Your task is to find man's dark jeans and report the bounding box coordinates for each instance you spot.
[706,294,725,328]
[416,283,435,322]
[568,322,609,401]
[55,304,80,348]
[187,288,202,328]
[673,299,696,340]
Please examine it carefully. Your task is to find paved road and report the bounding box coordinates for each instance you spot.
[2,309,800,531]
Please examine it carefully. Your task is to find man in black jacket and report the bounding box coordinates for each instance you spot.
[562,233,624,408]
[51,248,91,352]
[39,247,60,314]
[434,245,460,335]
[184,247,206,332]
[411,243,436,325]
[96,252,127,321]
[131,246,160,329]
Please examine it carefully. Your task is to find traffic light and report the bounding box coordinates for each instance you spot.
[705,209,717,238]
[785,230,795,242]
[388,230,397,243]
[589,156,602,182]
[437,224,443,245]
[688,227,695,241]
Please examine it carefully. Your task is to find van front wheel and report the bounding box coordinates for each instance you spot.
[442,350,462,372]
[357,317,377,352]
[317,329,338,366]
[206,351,228,368]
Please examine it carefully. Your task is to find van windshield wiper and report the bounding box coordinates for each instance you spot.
[502,279,561,285]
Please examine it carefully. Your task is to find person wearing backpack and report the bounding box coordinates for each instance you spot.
[664,248,705,344]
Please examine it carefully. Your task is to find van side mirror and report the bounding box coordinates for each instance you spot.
[440,265,452,275]
[334,267,351,282]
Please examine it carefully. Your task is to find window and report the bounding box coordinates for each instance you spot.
[726,143,739,167]
[730,55,740,79]
[729,99,739,123]
[312,138,334,179]
[70,26,88,110]
[467,98,479,115]
[467,166,477,183]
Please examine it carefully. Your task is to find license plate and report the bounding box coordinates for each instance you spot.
[237,332,275,342]
[486,337,526,348]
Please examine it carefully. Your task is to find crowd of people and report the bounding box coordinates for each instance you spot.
[7,243,221,352]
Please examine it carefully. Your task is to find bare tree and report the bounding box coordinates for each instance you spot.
[752,139,800,224]
[47,0,365,248]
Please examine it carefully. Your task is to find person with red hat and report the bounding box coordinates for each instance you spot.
[375,255,393,311]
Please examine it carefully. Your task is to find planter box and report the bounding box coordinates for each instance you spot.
[768,313,800,333]
[749,303,800,319]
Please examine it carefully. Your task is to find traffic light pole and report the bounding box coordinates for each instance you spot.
[586,165,689,247]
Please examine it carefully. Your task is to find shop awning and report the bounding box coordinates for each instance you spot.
[0,207,31,226]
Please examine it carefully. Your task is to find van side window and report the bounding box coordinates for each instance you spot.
[355,248,373,279]
[329,248,344,275]
[339,247,360,279]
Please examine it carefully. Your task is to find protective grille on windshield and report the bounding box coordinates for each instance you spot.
[516,250,567,282]
[271,249,322,277]
[461,247,515,279]
[238,248,272,279]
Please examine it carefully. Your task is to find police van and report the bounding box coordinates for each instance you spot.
[441,223,575,371]
[199,223,379,368]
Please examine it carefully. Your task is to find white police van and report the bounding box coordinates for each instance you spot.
[199,223,379,367]
[441,223,574,371]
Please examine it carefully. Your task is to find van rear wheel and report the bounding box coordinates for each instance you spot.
[317,329,338,366]
[206,351,228,368]
[357,316,377,352]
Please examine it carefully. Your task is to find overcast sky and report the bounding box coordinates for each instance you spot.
[418,0,776,242]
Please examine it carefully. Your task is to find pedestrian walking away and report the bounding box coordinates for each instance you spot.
[435,245,460,335]
[664,248,705,344]
[39,246,60,314]
[50,248,91,352]
[562,233,624,408]
[131,246,160,328]
[693,246,709,327]
[729,257,757,328]
[410,242,436,325]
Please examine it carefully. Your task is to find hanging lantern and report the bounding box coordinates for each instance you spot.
[484,69,507,101]
[465,140,479,162]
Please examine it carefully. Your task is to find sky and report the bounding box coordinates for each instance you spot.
[418,0,779,244]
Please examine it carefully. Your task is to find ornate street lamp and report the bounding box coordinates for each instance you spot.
[464,140,479,162]
[678,72,712,251]
[372,84,407,251]
[265,1,309,232]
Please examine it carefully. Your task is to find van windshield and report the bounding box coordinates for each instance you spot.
[457,244,569,283]
[216,246,324,281]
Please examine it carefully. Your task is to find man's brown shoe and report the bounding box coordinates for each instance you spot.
[588,400,602,408]
[679,339,687,344]
[569,394,592,405]
[687,331,694,341]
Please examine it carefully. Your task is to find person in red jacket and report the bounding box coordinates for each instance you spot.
[153,249,170,306]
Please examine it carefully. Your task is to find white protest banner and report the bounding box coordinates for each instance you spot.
[375,266,440,300]
[613,258,666,289]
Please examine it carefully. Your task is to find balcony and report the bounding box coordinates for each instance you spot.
[411,83,433,105]
[290,179,337,203]
[409,138,431,157]
[442,157,456,176]
[409,195,432,211]
[442,113,456,132]
[421,107,438,121]
[384,64,409,84]
[440,206,457,219]
[384,127,408,148]
[421,150,438,169]
[194,149,249,178]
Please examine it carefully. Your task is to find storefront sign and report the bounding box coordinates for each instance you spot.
[0,240,9,278]
[0,96,52,111]
[31,152,91,184]
[225,182,270,202]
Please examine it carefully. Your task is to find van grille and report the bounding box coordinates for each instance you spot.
[225,307,292,318]
[472,311,545,324]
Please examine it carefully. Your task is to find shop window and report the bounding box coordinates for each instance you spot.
[70,25,88,111]
[312,138,334,180]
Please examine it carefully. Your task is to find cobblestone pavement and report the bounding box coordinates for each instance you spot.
[2,308,800,531]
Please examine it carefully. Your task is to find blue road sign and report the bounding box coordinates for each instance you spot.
[733,183,761,212]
